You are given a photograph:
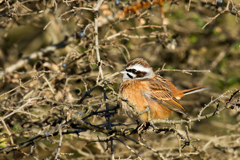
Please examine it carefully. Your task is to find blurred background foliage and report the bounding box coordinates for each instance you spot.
[0,0,240,159]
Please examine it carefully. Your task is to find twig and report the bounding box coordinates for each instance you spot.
[154,127,187,143]
[115,44,131,62]
[0,73,44,98]
[94,0,105,82]
[43,75,55,94]
[0,119,68,153]
[43,7,92,30]
[198,90,231,116]
[156,63,211,75]
[29,143,38,160]
[153,90,237,124]
[0,88,237,155]
[103,82,115,154]
[94,0,104,11]
[115,32,168,39]
[0,36,74,80]
[115,137,141,159]
[202,134,240,152]
[202,0,231,29]
[106,25,164,40]
[54,125,63,160]
[187,0,192,11]
[1,97,40,120]
[76,71,120,104]
[116,89,235,125]
[0,117,15,145]
[135,138,166,160]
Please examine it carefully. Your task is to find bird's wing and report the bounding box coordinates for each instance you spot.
[143,76,186,114]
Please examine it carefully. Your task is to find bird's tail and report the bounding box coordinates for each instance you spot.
[180,86,210,96]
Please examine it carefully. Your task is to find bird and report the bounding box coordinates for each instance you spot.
[119,58,208,122]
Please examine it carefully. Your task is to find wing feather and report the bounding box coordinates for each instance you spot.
[143,76,186,114]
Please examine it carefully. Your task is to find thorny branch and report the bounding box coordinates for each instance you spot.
[94,0,105,82]
[202,0,240,29]
[156,63,211,75]
[1,84,239,157]
[1,0,240,159]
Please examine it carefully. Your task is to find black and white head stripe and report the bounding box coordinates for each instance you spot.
[122,63,155,80]
[126,68,147,78]
[127,73,134,79]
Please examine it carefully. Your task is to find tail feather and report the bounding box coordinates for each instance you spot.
[180,86,210,96]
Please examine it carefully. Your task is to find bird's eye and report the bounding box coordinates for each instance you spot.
[126,69,136,73]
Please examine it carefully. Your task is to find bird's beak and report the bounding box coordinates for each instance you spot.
[119,69,127,74]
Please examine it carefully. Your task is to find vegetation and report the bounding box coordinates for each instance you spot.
[0,0,240,159]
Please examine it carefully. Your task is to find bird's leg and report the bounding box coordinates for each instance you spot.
[136,105,154,133]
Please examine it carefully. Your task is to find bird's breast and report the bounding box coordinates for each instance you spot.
[119,80,149,121]
[119,80,172,121]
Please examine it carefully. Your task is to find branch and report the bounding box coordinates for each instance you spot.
[153,90,239,124]
[0,36,74,80]
[156,63,211,75]
[94,0,105,82]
